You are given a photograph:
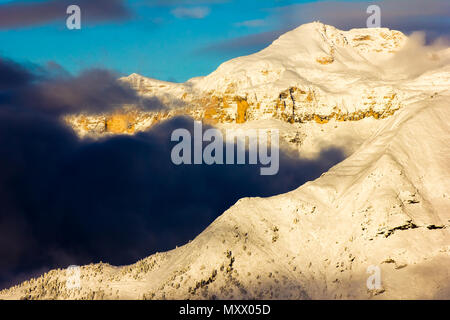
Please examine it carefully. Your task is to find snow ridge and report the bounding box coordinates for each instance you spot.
[2,22,449,300]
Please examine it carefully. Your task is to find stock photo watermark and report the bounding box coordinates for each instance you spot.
[66,5,81,30]
[170,121,280,176]
[366,4,381,28]
[366,265,382,290]
[66,265,81,290]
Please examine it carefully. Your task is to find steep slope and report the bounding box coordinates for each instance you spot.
[2,93,449,300]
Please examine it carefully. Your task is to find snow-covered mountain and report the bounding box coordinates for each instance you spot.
[2,22,449,299]
[67,22,448,137]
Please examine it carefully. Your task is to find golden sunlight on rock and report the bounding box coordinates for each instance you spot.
[236,97,249,124]
[106,114,133,134]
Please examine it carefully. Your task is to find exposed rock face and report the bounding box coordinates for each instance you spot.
[2,22,449,300]
[106,114,133,134]
[65,22,447,138]
[65,88,402,136]
[235,98,249,124]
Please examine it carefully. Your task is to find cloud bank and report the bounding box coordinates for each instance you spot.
[0,59,164,115]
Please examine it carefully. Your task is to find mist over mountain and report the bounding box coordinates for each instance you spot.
[0,58,344,289]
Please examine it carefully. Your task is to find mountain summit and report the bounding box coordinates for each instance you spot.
[3,23,449,300]
[68,22,449,137]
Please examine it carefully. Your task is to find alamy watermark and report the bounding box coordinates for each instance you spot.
[366,265,382,290]
[170,121,279,175]
[66,265,81,290]
[366,5,381,28]
[66,5,81,30]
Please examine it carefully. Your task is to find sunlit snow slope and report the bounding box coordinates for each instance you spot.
[1,22,449,300]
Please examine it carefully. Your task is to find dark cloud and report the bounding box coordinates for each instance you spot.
[0,57,345,289]
[0,58,33,90]
[0,0,131,29]
[0,58,164,115]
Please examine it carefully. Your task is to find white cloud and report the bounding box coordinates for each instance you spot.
[171,6,211,19]
[235,19,266,28]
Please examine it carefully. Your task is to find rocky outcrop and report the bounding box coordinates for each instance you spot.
[64,22,449,137]
[66,86,402,137]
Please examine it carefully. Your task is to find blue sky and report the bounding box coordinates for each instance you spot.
[0,0,448,82]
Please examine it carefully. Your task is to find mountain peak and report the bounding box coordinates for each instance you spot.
[266,21,406,57]
[73,22,446,138]
[192,22,409,97]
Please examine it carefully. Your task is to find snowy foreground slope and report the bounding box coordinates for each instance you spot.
[1,23,449,299]
[2,94,449,300]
